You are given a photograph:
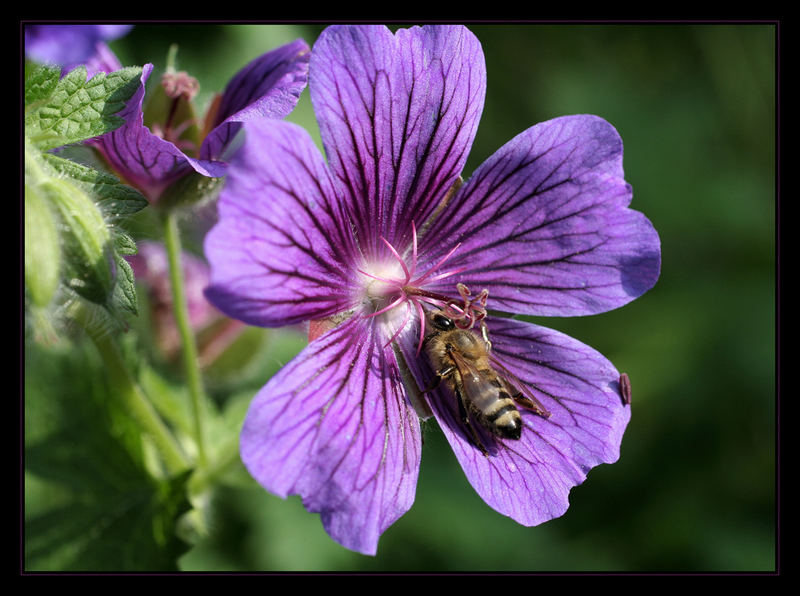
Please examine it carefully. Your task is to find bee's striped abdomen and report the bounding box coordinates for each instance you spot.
[470,376,523,440]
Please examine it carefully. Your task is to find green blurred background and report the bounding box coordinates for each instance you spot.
[26,23,776,572]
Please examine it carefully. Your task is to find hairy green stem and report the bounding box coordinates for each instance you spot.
[163,210,208,468]
[75,305,190,474]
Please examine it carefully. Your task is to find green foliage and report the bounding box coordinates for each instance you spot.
[43,176,114,303]
[23,53,198,574]
[24,341,192,571]
[40,152,148,216]
[112,251,140,316]
[24,64,147,317]
[25,65,143,151]
[24,64,60,109]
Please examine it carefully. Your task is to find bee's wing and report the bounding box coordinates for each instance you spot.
[448,349,497,409]
[488,353,552,418]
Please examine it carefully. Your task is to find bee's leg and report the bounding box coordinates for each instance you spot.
[510,391,551,419]
[480,320,492,352]
[421,365,455,394]
[454,386,489,457]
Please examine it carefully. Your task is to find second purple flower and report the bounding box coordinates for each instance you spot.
[205,25,661,555]
[87,36,310,202]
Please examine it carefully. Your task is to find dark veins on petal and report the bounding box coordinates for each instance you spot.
[222,200,351,313]
[313,26,485,259]
[423,133,583,254]
[489,321,621,452]
[276,318,417,514]
[386,29,483,247]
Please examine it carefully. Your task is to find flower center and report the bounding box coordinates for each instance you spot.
[362,260,407,305]
[356,222,476,352]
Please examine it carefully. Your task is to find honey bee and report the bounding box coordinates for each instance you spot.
[422,309,551,456]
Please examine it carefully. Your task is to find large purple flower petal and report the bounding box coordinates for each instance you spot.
[421,115,661,317]
[310,25,486,257]
[399,315,628,525]
[201,39,310,161]
[205,120,359,327]
[91,64,226,201]
[240,315,421,555]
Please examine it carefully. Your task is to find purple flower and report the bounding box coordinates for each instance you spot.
[24,24,133,72]
[204,25,661,555]
[87,39,310,202]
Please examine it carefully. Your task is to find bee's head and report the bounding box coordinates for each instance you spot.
[426,309,456,332]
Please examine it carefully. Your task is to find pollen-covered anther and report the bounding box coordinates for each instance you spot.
[445,283,489,330]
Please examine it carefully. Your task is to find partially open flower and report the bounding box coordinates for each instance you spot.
[84,38,310,202]
[204,25,661,555]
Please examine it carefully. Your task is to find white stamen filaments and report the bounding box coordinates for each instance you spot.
[357,222,469,353]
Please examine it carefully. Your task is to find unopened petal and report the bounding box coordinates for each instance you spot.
[90,64,226,201]
[240,316,421,555]
[201,39,310,161]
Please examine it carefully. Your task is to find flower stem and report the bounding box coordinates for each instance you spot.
[73,304,190,475]
[163,210,208,468]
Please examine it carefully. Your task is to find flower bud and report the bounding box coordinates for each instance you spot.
[44,177,114,304]
[161,71,199,101]
[24,184,61,307]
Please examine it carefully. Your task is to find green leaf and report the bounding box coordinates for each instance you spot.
[25,64,60,109]
[26,65,142,151]
[24,341,193,571]
[38,152,146,316]
[41,153,148,216]
[43,177,114,305]
[111,252,138,316]
[26,145,145,320]
[114,231,139,256]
